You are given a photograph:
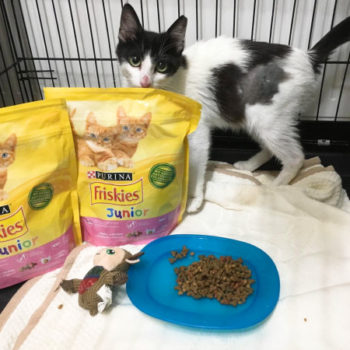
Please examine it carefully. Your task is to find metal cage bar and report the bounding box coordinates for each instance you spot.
[0,0,348,123]
[0,1,25,104]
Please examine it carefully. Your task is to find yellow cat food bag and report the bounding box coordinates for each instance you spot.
[44,88,200,246]
[0,99,80,288]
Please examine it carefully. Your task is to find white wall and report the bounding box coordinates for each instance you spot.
[20,0,350,120]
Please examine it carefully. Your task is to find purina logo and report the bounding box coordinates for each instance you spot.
[87,171,133,182]
[0,205,10,216]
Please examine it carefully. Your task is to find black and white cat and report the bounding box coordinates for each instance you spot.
[116,4,350,213]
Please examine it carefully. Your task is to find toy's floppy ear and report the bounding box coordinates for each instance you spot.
[126,258,140,264]
[126,251,144,264]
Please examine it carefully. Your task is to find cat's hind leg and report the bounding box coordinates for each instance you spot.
[273,153,304,185]
[260,126,304,185]
[233,148,272,171]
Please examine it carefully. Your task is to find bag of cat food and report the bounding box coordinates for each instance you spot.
[44,88,200,246]
[0,99,81,288]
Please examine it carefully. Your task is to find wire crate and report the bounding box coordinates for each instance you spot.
[0,0,349,190]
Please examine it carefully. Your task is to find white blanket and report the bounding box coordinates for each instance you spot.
[1,159,350,350]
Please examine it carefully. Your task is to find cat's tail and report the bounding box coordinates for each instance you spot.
[309,16,350,72]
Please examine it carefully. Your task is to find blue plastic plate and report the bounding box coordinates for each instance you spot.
[126,234,280,330]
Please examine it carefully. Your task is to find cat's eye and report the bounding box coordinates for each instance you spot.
[136,128,143,133]
[106,249,115,255]
[89,133,96,138]
[128,56,141,67]
[1,153,8,159]
[156,61,168,73]
[103,137,110,142]
[122,126,129,131]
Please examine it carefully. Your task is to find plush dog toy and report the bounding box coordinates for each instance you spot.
[60,247,143,316]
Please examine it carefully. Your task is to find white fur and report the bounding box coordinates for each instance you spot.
[121,37,319,212]
[139,54,153,87]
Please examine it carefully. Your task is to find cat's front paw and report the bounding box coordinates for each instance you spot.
[186,195,204,213]
[0,190,8,202]
[98,158,118,171]
[80,158,95,168]
[117,158,134,168]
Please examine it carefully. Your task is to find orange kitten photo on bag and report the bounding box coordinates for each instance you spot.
[112,107,152,169]
[0,134,17,202]
[44,88,200,247]
[70,108,119,171]
[70,106,151,171]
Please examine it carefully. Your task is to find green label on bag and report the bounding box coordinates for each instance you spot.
[28,183,54,210]
[149,163,176,189]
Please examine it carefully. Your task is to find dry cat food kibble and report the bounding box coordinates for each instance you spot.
[174,253,255,306]
[169,246,192,263]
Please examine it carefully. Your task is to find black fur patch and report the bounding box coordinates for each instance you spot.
[211,64,246,124]
[243,62,289,105]
[212,41,291,124]
[241,40,292,69]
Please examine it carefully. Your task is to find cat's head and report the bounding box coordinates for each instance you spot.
[117,107,151,143]
[0,134,16,168]
[116,4,187,88]
[84,112,119,148]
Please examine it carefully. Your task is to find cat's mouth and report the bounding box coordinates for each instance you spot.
[138,82,153,88]
[120,136,140,143]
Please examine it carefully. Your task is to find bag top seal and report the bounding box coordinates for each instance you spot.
[0,99,66,117]
[43,87,201,114]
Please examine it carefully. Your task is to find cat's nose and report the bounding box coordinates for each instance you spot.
[140,75,151,88]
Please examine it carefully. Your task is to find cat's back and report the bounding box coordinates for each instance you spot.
[182,36,250,105]
[184,36,249,70]
[184,36,313,74]
[182,36,317,128]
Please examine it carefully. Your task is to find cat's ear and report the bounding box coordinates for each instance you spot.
[166,16,187,53]
[4,134,16,150]
[118,4,143,42]
[117,106,127,122]
[69,107,77,119]
[141,112,152,126]
[86,112,97,126]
